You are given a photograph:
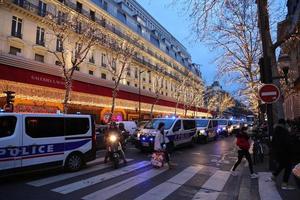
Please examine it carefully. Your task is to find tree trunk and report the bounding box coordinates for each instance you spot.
[63,78,72,114]
[150,95,160,119]
[256,0,284,123]
[109,90,117,122]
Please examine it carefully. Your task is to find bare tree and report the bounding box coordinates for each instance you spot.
[219,93,235,115]
[174,73,190,115]
[172,0,299,120]
[207,92,235,116]
[150,72,166,119]
[104,40,137,122]
[46,12,106,113]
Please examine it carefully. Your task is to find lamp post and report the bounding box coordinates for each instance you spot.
[138,69,150,122]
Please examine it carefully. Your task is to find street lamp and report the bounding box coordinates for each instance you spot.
[138,69,151,122]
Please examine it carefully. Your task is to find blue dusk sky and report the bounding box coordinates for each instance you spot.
[136,0,226,90]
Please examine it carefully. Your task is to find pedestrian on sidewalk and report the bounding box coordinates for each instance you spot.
[271,119,295,190]
[231,127,258,179]
[154,122,172,169]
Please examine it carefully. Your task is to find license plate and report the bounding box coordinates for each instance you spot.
[142,142,149,147]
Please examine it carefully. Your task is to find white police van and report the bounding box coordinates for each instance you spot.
[0,113,97,176]
[135,118,196,151]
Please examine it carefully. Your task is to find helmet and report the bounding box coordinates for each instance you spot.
[109,121,117,129]
[119,123,125,129]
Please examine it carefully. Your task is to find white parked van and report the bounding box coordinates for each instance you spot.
[194,119,218,143]
[0,113,96,176]
[135,118,196,151]
[117,121,137,136]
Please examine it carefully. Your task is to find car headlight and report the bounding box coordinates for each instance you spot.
[237,125,240,128]
[200,130,205,134]
[222,127,226,130]
[109,135,117,142]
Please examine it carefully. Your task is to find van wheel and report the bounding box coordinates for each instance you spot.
[65,153,84,172]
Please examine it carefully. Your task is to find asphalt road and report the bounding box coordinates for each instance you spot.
[0,136,299,200]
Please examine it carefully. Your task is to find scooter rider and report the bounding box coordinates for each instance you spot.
[118,123,129,149]
[104,122,127,164]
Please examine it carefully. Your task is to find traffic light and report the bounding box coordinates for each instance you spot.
[3,90,15,105]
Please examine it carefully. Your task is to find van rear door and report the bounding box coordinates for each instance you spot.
[0,114,22,170]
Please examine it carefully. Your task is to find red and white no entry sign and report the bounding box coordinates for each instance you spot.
[259,84,280,103]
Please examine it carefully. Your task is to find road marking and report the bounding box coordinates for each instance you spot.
[258,172,282,200]
[52,161,150,194]
[134,165,203,200]
[82,168,168,200]
[192,170,230,200]
[87,156,105,165]
[201,170,231,191]
[27,158,133,187]
[192,189,220,200]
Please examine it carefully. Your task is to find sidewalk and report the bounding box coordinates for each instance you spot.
[238,155,300,200]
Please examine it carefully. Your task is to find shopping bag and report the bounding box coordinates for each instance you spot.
[151,152,164,168]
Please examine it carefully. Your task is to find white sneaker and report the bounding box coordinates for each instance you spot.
[250,173,259,179]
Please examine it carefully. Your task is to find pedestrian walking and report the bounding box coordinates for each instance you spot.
[154,122,172,169]
[271,119,295,190]
[231,127,258,179]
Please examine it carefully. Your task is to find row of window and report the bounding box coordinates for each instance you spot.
[0,116,90,138]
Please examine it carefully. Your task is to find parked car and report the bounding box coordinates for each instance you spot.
[135,118,196,151]
[194,119,218,143]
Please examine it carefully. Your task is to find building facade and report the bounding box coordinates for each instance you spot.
[0,0,210,122]
[278,0,300,120]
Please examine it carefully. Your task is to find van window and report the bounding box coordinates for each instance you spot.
[183,120,195,130]
[26,117,64,138]
[196,120,208,127]
[217,120,227,125]
[145,119,175,129]
[173,120,181,132]
[0,116,17,138]
[65,118,89,135]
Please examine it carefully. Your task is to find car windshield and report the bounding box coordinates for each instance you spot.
[196,120,209,127]
[232,120,239,125]
[217,120,227,125]
[144,119,175,130]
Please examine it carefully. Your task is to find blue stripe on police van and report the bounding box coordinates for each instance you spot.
[167,131,196,141]
[0,139,90,160]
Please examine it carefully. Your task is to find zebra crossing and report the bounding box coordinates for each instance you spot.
[25,158,284,200]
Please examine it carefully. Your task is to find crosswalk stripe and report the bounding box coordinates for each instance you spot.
[258,172,282,200]
[201,170,231,191]
[87,156,105,165]
[134,165,203,200]
[27,158,134,187]
[82,168,168,200]
[192,170,230,200]
[192,190,220,200]
[52,161,150,194]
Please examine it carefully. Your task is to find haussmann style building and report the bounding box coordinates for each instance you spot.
[0,0,210,122]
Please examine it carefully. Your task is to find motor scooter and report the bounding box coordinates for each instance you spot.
[107,132,122,169]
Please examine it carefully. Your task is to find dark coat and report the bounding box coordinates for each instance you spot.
[272,124,292,161]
